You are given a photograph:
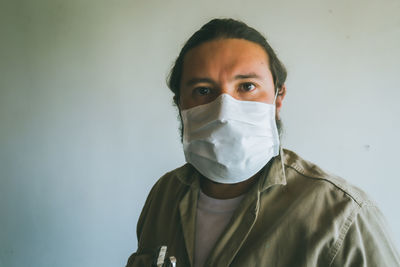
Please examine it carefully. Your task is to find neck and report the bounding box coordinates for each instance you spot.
[200,169,265,199]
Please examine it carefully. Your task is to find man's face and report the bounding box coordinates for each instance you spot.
[179,38,285,113]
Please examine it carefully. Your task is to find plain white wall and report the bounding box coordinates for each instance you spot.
[1,0,399,266]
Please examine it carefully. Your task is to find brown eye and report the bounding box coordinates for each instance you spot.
[240,82,256,92]
[196,87,211,95]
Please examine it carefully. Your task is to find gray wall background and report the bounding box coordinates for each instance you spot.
[1,0,399,266]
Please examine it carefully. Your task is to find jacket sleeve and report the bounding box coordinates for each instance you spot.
[126,180,161,267]
[330,204,400,267]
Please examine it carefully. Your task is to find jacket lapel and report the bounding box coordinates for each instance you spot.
[204,151,287,266]
[205,188,260,266]
[179,180,199,266]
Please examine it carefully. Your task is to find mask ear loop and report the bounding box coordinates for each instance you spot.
[273,87,280,105]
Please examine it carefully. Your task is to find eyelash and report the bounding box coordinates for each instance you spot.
[239,82,257,92]
[193,82,257,96]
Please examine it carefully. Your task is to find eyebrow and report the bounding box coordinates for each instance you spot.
[234,72,263,80]
[185,73,263,87]
[185,78,215,87]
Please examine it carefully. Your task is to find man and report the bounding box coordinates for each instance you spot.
[126,18,400,266]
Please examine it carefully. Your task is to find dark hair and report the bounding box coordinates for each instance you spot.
[167,18,287,106]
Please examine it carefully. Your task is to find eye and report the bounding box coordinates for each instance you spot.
[239,82,256,92]
[195,87,211,95]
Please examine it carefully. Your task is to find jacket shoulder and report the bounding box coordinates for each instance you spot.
[152,163,195,191]
[282,148,374,207]
[141,163,198,212]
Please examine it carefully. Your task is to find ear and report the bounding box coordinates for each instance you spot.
[275,84,286,118]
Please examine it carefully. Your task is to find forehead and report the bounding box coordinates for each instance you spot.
[181,38,270,79]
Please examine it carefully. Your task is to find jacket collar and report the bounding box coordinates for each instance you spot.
[258,147,287,192]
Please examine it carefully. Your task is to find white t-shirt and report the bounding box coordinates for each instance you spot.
[194,190,245,267]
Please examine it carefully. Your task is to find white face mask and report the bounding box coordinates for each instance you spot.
[181,93,280,184]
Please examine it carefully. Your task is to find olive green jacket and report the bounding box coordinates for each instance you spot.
[126,149,400,266]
